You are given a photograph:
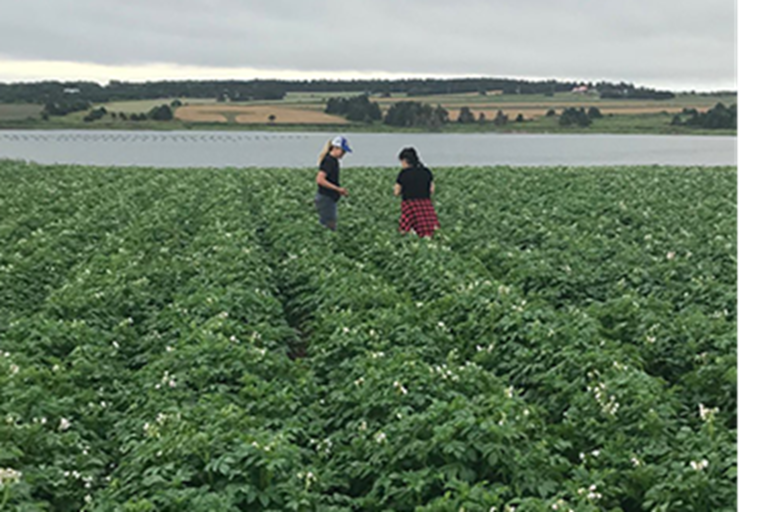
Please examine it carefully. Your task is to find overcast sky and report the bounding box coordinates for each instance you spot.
[0,0,737,91]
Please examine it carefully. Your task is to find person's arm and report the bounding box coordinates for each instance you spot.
[393,183,402,197]
[316,171,348,196]
[428,169,435,195]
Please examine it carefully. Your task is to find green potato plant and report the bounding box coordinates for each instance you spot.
[0,162,736,511]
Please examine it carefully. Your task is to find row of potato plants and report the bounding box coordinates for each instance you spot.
[334,164,735,416]
[312,164,736,510]
[1,162,735,511]
[248,165,735,511]
[2,167,317,511]
[248,174,573,511]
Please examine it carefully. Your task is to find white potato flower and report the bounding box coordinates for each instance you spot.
[0,467,23,487]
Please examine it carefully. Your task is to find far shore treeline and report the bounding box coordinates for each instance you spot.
[0,78,692,104]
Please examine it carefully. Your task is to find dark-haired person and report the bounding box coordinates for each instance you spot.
[394,147,440,238]
[315,135,352,231]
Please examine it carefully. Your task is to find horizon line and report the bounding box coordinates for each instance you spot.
[0,59,738,94]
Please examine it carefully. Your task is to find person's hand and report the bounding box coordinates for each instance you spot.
[339,188,349,197]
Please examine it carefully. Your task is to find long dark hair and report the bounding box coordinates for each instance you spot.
[398,147,424,168]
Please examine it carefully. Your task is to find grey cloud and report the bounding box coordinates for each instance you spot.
[0,0,736,88]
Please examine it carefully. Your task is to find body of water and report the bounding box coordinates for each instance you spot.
[0,130,736,168]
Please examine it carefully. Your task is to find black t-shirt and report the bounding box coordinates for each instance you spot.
[397,166,433,200]
[318,154,341,202]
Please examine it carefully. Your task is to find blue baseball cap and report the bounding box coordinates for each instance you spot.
[332,135,353,153]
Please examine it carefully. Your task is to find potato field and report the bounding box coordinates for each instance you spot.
[0,161,736,511]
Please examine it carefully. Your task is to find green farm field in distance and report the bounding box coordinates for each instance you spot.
[0,161,736,510]
[0,91,737,135]
[0,103,43,120]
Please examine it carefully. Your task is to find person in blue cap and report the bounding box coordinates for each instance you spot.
[315,135,352,231]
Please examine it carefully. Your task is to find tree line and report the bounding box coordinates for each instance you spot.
[43,102,177,123]
[41,99,91,117]
[671,103,736,129]
[0,81,286,104]
[599,87,675,100]
[454,107,523,125]
[383,102,449,128]
[0,78,677,104]
[325,95,610,129]
[559,107,603,127]
[325,96,382,123]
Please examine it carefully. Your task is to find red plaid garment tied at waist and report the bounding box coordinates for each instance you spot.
[399,198,440,238]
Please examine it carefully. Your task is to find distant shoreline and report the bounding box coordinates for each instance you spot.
[0,118,737,137]
[1,89,736,136]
